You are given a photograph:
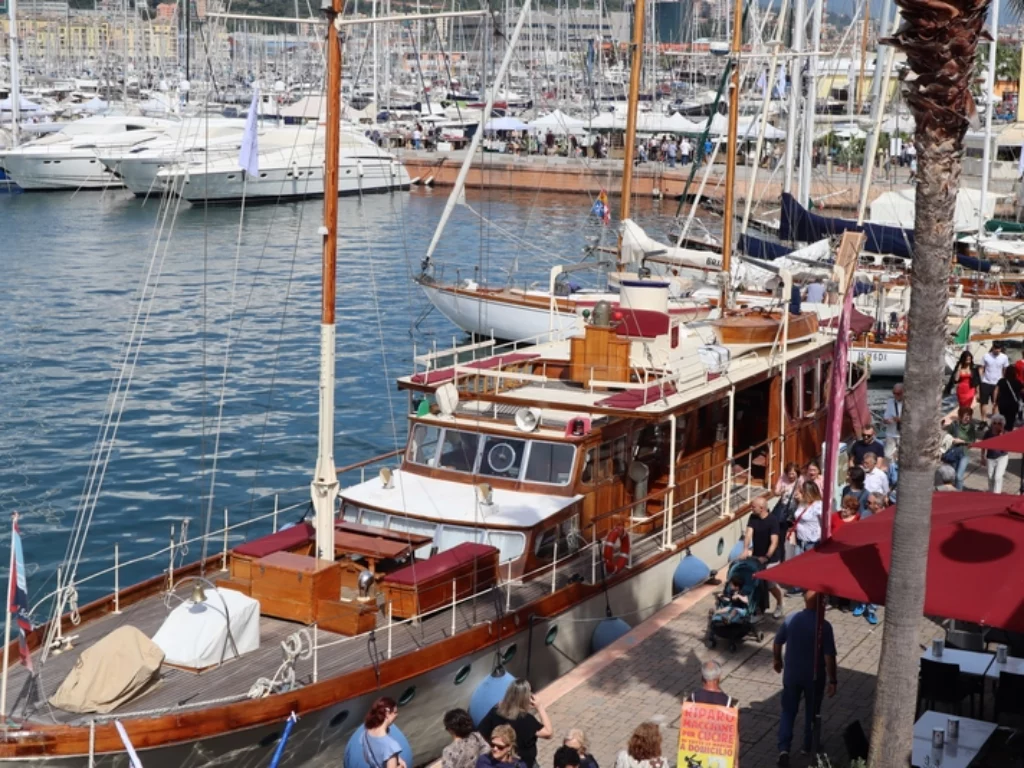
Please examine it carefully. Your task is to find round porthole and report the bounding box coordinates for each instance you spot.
[258,731,281,748]
[398,686,416,705]
[454,664,472,685]
[545,626,559,646]
[717,537,725,556]
[329,710,349,728]
[501,644,518,664]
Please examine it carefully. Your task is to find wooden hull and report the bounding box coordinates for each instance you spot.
[709,311,819,347]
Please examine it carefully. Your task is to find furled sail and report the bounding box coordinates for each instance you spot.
[779,193,914,259]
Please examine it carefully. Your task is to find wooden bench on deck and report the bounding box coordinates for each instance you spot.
[380,542,499,620]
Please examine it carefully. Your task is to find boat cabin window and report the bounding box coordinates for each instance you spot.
[480,435,526,479]
[534,514,580,559]
[388,516,437,559]
[436,524,484,551]
[581,437,628,484]
[485,530,527,563]
[440,430,481,473]
[525,441,576,484]
[407,425,575,486]
[409,424,442,465]
[804,363,820,413]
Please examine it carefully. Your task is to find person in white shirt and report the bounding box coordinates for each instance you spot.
[882,383,904,459]
[980,341,1009,418]
[862,452,890,497]
[789,481,823,555]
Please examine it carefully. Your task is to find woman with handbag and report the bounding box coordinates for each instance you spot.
[787,482,823,559]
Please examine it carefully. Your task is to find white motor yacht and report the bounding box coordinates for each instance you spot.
[95,118,249,196]
[0,115,177,190]
[159,125,410,204]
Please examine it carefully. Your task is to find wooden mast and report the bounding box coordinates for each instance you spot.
[618,0,646,222]
[312,0,343,562]
[720,0,743,294]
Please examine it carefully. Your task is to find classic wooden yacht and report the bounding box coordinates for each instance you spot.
[0,4,868,768]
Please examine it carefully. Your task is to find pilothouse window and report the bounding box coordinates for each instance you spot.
[480,436,526,479]
[525,442,575,485]
[439,430,481,473]
[408,424,441,465]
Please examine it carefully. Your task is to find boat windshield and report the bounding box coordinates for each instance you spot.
[407,424,576,485]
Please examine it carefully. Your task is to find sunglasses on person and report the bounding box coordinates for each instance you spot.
[491,741,510,751]
[862,431,875,440]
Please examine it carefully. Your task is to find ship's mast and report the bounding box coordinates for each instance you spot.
[720,0,743,283]
[618,0,646,222]
[7,0,21,147]
[312,0,343,563]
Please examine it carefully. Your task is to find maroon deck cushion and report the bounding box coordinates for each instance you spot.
[235,523,315,558]
[409,353,540,385]
[614,309,670,338]
[597,383,677,410]
[383,542,498,586]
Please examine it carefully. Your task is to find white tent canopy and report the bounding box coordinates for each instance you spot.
[528,109,588,135]
[870,187,1002,233]
[484,116,529,132]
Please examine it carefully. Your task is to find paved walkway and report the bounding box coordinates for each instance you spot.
[535,586,945,768]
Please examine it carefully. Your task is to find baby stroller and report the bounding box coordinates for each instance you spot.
[704,557,767,652]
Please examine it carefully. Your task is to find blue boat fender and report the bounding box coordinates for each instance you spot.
[672,554,710,593]
[469,669,516,726]
[591,617,631,653]
[727,540,745,563]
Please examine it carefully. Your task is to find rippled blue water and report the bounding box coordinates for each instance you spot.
[0,186,687,610]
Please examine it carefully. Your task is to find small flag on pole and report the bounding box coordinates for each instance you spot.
[9,515,32,673]
[953,316,971,346]
[239,88,260,177]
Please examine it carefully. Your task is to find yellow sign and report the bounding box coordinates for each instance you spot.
[677,701,739,768]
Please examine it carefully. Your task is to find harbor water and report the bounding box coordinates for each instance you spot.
[0,187,689,608]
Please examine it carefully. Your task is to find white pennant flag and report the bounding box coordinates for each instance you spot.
[239,88,260,177]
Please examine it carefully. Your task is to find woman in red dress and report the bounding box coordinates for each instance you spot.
[945,350,980,410]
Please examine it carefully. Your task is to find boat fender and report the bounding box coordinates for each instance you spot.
[469,670,516,725]
[727,540,745,563]
[591,617,631,654]
[344,724,413,768]
[672,554,710,593]
[602,525,630,576]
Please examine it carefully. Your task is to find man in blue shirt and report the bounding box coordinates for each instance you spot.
[773,591,838,766]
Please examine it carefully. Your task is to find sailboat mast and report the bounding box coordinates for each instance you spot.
[7,0,21,146]
[312,0,343,563]
[618,0,646,221]
[978,0,1001,236]
[720,0,743,277]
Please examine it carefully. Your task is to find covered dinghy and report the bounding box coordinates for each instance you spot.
[152,587,260,669]
[50,625,163,713]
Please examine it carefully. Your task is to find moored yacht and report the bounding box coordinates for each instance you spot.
[158,125,410,204]
[0,115,177,190]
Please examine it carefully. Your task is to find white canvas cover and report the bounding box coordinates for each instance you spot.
[620,219,724,271]
[50,625,163,714]
[152,587,260,669]
[870,188,1002,232]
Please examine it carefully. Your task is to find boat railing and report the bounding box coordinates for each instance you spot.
[412,327,574,376]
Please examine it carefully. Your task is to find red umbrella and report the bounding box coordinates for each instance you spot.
[767,493,1024,632]
[973,424,1024,453]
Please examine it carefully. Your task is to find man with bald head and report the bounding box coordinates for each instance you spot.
[740,497,784,619]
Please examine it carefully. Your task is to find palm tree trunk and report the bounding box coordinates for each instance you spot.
[867,3,989,767]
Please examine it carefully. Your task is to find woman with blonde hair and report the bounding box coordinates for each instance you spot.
[475,724,527,768]
[478,680,553,768]
[614,722,666,768]
[564,728,599,768]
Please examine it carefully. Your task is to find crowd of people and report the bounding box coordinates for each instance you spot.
[941,341,1023,492]
[358,676,705,768]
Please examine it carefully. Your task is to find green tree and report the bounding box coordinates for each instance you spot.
[868,0,991,766]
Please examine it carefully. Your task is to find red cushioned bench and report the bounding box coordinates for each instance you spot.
[229,523,316,584]
[409,353,540,386]
[380,542,499,619]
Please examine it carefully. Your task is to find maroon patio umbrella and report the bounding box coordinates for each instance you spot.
[766,493,1024,632]
[973,424,1024,453]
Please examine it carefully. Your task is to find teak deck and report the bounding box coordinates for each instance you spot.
[7,485,753,728]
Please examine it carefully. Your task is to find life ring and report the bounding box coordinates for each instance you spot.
[602,525,631,575]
